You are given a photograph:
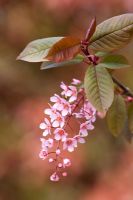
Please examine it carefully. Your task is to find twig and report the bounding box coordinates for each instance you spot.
[112,76,133,98]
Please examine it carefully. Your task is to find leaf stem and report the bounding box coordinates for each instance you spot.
[80,41,98,65]
[112,76,133,98]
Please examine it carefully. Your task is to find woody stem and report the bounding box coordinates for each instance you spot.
[64,93,84,130]
[112,76,133,98]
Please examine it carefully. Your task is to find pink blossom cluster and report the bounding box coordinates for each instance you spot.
[39,79,96,182]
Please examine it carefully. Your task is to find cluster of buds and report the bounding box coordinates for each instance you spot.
[39,79,96,182]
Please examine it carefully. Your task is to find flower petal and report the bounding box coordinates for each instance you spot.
[52,120,59,127]
[43,129,49,137]
[54,133,61,141]
[39,122,46,129]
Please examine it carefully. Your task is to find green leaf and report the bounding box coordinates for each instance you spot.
[106,95,127,137]
[128,102,133,134]
[84,64,114,112]
[17,37,63,62]
[100,54,130,69]
[45,36,81,62]
[95,51,108,58]
[40,55,84,70]
[90,14,133,52]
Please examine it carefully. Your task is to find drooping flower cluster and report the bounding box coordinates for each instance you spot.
[39,78,96,182]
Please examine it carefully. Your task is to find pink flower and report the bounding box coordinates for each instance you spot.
[40,138,54,149]
[44,107,57,121]
[50,94,71,116]
[83,101,96,121]
[54,128,68,141]
[74,135,86,144]
[74,101,96,122]
[52,112,65,128]
[50,172,60,182]
[39,118,51,136]
[45,106,65,128]
[60,82,78,102]
[39,149,48,160]
[60,82,72,97]
[63,138,77,152]
[79,121,94,137]
[61,100,71,116]
[73,112,84,119]
[68,86,78,102]
[71,78,81,85]
[50,94,64,111]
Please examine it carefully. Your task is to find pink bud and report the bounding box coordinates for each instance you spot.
[63,158,71,167]
[62,172,67,177]
[97,111,106,119]
[126,96,133,102]
[49,158,54,163]
[39,150,48,160]
[58,163,63,168]
[71,78,81,85]
[50,172,59,182]
[56,148,61,155]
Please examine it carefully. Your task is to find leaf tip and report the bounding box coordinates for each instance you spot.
[16,55,21,61]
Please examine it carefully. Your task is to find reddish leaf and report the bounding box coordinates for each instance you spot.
[45,36,81,62]
[85,17,96,41]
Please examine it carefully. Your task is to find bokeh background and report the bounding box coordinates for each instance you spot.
[0,0,133,199]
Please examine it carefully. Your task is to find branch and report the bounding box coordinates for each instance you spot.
[112,76,133,98]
